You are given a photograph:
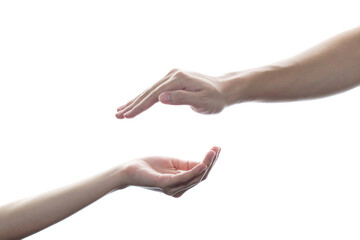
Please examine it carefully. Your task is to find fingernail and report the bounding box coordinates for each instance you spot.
[115,112,123,118]
[159,93,171,103]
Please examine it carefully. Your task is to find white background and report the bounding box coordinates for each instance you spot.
[0,1,360,239]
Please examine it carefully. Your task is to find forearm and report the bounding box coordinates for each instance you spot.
[0,166,126,240]
[221,26,360,104]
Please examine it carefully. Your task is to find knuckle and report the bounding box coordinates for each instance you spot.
[142,89,153,99]
[168,68,179,76]
[173,70,185,78]
[171,68,179,73]
[148,90,157,97]
[167,77,179,86]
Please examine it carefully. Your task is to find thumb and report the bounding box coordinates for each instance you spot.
[159,90,200,106]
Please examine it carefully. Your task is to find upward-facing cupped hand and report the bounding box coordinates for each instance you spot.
[120,146,221,198]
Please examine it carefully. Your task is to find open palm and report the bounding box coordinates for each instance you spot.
[122,147,221,197]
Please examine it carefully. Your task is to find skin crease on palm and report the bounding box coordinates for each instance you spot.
[123,146,221,198]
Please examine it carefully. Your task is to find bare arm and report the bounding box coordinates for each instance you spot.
[222,26,360,104]
[0,168,122,240]
[116,26,360,118]
[0,147,220,240]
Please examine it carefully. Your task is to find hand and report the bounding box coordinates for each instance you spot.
[120,146,221,197]
[116,69,226,119]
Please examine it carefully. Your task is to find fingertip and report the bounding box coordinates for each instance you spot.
[216,147,221,158]
[215,146,221,159]
[211,146,221,153]
[209,149,217,159]
[210,146,221,160]
[173,193,183,198]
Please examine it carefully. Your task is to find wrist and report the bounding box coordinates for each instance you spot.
[218,70,252,106]
[218,65,285,105]
[113,164,129,190]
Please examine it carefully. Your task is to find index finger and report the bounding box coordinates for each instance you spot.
[171,158,201,171]
[202,146,221,181]
[168,163,207,186]
[116,69,177,119]
[122,78,181,118]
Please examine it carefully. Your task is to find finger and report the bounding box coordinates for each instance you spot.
[116,94,144,118]
[123,93,160,118]
[117,87,152,115]
[116,99,137,119]
[172,147,221,197]
[159,90,202,107]
[203,148,217,166]
[202,146,221,181]
[171,158,201,171]
[123,79,180,118]
[171,172,205,197]
[116,71,174,118]
[202,146,220,180]
[116,89,152,118]
[171,148,217,186]
[171,168,210,197]
[117,98,136,112]
[173,192,185,198]
[172,184,196,198]
[168,163,207,186]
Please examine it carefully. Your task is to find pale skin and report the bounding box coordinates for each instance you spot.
[0,147,221,240]
[4,25,359,240]
[116,26,360,119]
